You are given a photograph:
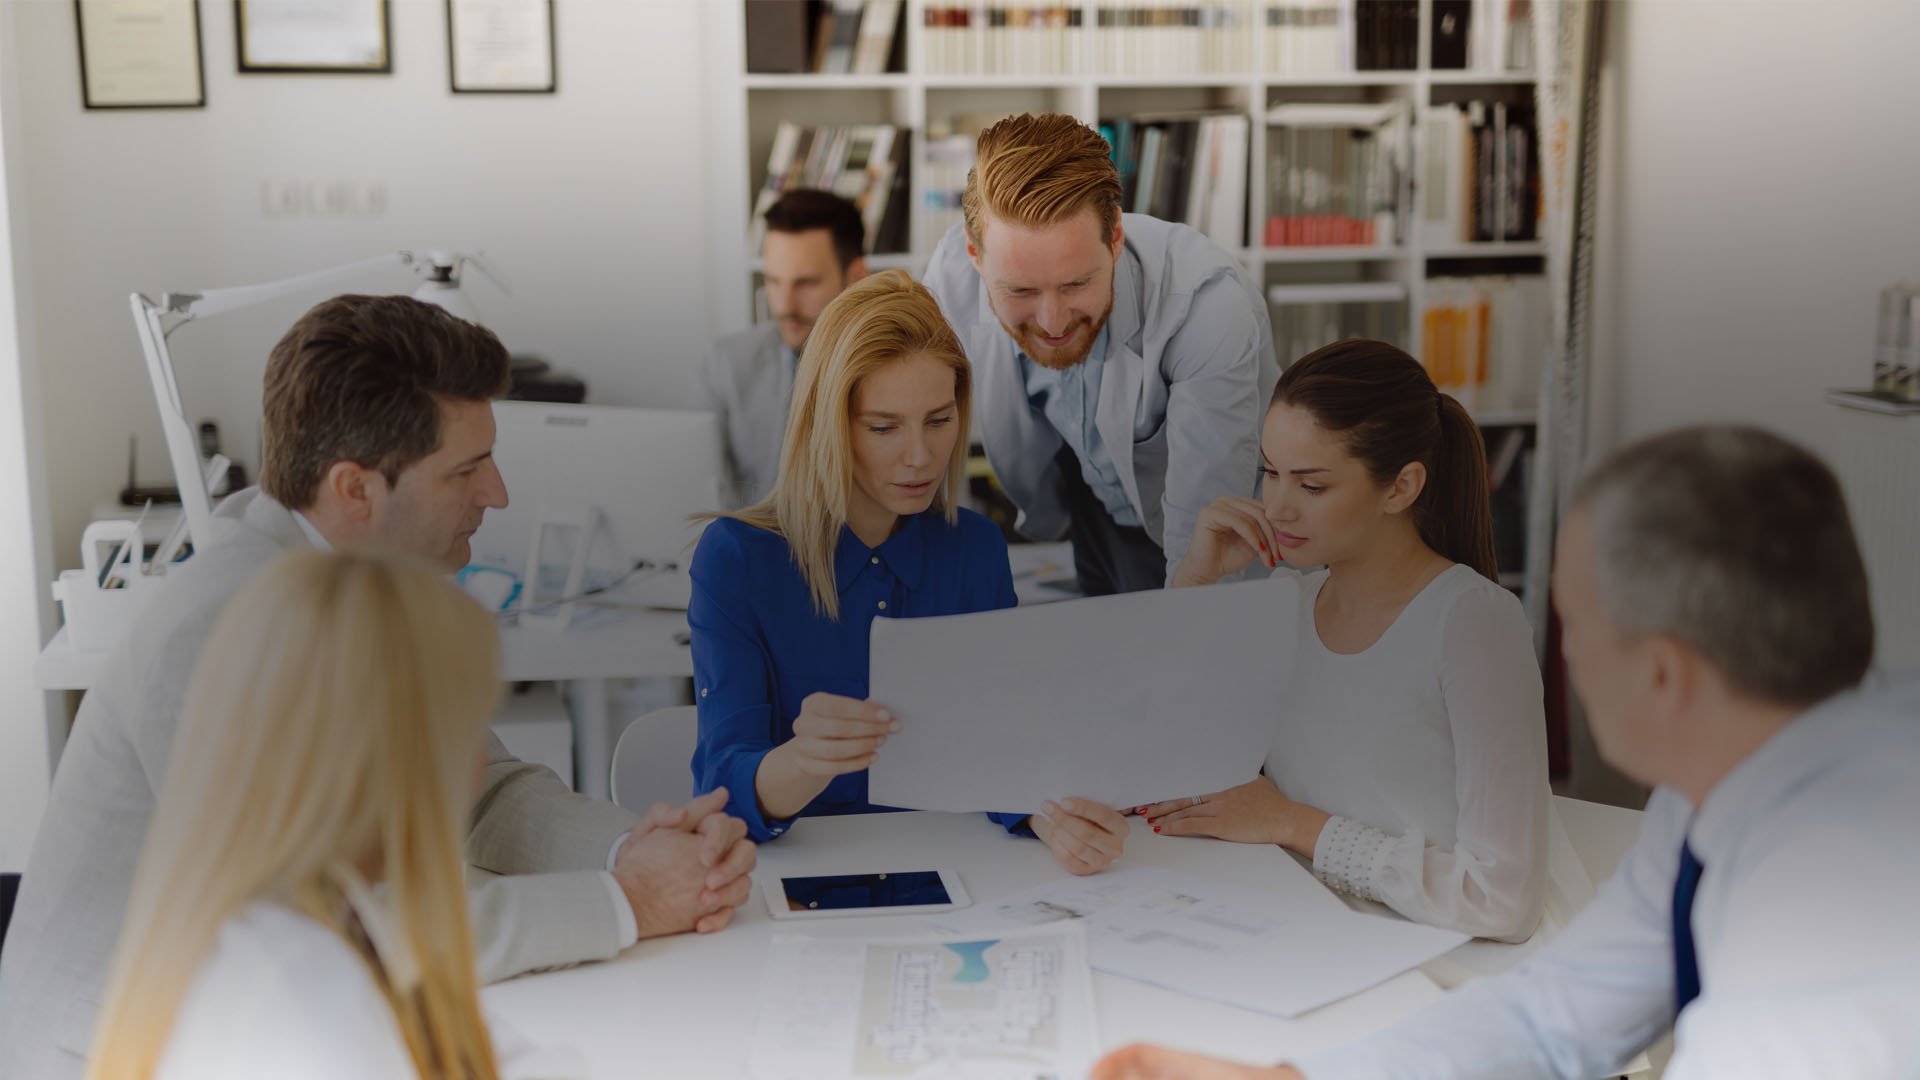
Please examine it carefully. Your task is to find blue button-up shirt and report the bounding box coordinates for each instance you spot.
[1019,324,1142,527]
[688,508,1023,841]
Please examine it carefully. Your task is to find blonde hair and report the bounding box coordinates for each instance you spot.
[961,112,1124,251]
[86,551,504,1080]
[720,269,972,620]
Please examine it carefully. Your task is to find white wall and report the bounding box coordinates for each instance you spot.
[0,1,60,871]
[1595,0,1920,457]
[9,0,719,569]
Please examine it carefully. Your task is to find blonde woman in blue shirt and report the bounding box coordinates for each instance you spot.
[690,270,1130,875]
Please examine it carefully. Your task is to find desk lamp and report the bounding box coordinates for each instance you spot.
[129,250,503,549]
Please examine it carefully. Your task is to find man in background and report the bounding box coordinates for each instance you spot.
[696,188,869,506]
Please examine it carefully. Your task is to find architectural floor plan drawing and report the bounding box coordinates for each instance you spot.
[751,925,1096,1079]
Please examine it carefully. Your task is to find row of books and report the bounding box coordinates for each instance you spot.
[919,109,1250,251]
[1352,0,1420,70]
[758,112,1533,256]
[1105,112,1250,250]
[1263,103,1408,247]
[753,1,1537,79]
[1268,299,1408,371]
[1265,0,1353,75]
[1092,2,1253,75]
[1431,0,1536,73]
[1418,275,1548,415]
[745,0,905,75]
[751,123,912,255]
[1419,101,1539,245]
[918,132,977,251]
[922,3,1084,75]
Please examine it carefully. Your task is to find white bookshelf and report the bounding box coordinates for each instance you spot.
[703,2,1553,593]
[708,2,1551,361]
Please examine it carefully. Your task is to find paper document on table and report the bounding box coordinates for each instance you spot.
[866,579,1300,815]
[748,924,1098,1080]
[928,866,1468,1019]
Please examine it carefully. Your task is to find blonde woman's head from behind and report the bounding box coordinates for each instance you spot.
[87,550,504,1080]
[758,269,973,618]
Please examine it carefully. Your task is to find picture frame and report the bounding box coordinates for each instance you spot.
[74,0,208,109]
[447,0,556,94]
[235,0,391,74]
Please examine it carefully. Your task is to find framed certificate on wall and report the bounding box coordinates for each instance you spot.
[447,0,555,94]
[74,0,207,109]
[236,0,390,74]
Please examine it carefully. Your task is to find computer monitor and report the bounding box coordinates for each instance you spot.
[465,402,725,611]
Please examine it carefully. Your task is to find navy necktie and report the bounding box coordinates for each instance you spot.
[1671,839,1705,1016]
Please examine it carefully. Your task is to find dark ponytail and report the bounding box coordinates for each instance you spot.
[1273,339,1499,582]
[1426,395,1499,581]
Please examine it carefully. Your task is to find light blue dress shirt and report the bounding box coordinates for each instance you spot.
[1019,324,1142,527]
[1296,677,1920,1080]
[691,321,801,507]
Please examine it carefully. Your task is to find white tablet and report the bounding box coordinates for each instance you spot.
[762,870,970,920]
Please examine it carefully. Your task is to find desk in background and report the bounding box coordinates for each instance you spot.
[34,607,691,801]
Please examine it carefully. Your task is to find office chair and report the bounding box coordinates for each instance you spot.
[610,706,699,813]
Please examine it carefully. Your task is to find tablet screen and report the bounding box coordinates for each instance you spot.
[780,871,951,912]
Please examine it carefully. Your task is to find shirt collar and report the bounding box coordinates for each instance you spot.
[290,509,333,551]
[1686,691,1852,861]
[833,512,927,594]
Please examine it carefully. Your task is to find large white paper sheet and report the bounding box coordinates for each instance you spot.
[928,866,1469,1019]
[866,579,1299,815]
[749,924,1098,1080]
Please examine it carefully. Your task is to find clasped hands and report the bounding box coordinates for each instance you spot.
[611,788,757,939]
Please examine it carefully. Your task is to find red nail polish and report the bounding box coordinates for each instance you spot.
[1152,825,1162,833]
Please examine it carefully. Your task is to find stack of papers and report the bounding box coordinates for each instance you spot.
[929,866,1469,1019]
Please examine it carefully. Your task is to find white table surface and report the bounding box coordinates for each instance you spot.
[484,812,1456,1079]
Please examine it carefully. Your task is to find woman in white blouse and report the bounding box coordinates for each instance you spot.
[85,551,550,1080]
[1140,339,1548,941]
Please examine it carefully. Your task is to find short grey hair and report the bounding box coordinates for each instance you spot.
[1572,426,1873,707]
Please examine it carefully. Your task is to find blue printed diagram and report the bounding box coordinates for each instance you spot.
[944,939,995,983]
[855,934,1071,1076]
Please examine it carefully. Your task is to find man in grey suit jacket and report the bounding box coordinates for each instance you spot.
[694,189,869,506]
[0,295,756,1078]
[922,112,1278,594]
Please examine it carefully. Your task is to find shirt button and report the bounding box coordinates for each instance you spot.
[699,687,709,698]
[877,600,888,611]
[870,555,880,565]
